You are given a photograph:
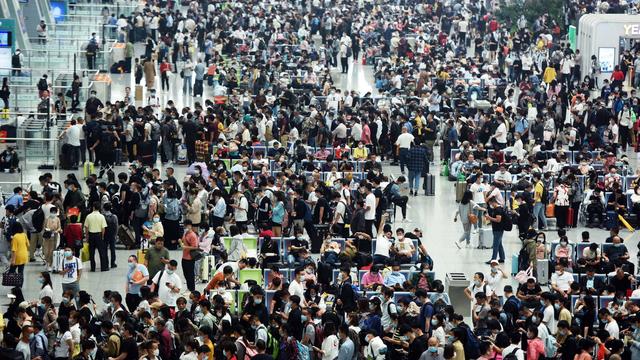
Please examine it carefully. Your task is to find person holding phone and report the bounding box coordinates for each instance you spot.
[150,259,182,307]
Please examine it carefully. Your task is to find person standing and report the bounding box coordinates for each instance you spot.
[552,179,570,230]
[125,254,149,312]
[144,58,156,89]
[60,247,82,299]
[180,219,198,292]
[11,49,22,76]
[59,119,82,168]
[159,59,171,91]
[182,58,194,96]
[194,58,205,97]
[103,202,118,268]
[395,126,414,174]
[83,202,108,272]
[150,259,182,307]
[8,223,28,287]
[532,173,547,231]
[484,198,506,264]
[406,142,428,196]
[454,191,484,249]
[144,236,170,282]
[339,41,349,74]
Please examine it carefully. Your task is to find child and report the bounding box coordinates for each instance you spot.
[63,215,83,257]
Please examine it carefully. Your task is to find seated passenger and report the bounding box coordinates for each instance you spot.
[0,146,19,172]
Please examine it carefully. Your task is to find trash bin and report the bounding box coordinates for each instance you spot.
[445,272,470,318]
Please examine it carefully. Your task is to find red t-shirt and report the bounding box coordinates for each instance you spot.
[63,223,83,247]
[612,70,625,81]
[182,230,198,260]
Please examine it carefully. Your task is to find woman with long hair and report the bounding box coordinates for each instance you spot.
[454,190,486,248]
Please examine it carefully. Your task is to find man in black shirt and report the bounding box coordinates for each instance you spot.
[312,188,329,224]
[485,198,506,264]
[286,295,303,341]
[120,323,139,360]
[406,322,429,360]
[84,90,104,119]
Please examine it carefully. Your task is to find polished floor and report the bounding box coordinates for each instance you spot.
[0,45,634,312]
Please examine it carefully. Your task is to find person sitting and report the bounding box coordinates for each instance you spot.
[579,267,605,295]
[554,235,573,266]
[392,228,415,263]
[577,243,602,272]
[383,262,406,290]
[361,264,384,291]
[0,146,19,172]
[604,236,634,273]
[320,239,341,265]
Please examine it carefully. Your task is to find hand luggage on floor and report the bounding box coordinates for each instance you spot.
[567,208,575,227]
[200,255,215,283]
[2,271,22,287]
[606,211,618,230]
[83,161,94,179]
[478,228,493,249]
[118,224,136,249]
[424,174,435,196]
[546,204,555,218]
[511,253,519,275]
[60,143,74,169]
[455,181,467,202]
[135,85,143,101]
[81,243,90,262]
[536,259,550,285]
[52,249,65,272]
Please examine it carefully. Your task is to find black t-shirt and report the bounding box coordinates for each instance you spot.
[488,206,506,231]
[121,337,139,360]
[373,188,384,217]
[481,163,499,174]
[253,354,274,360]
[313,197,329,224]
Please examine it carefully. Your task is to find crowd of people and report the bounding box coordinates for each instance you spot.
[5,0,640,358]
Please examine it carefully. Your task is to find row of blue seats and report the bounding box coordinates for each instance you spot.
[548,242,629,262]
[255,237,421,264]
[451,149,607,164]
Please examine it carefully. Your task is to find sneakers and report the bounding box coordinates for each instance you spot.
[455,241,462,249]
[472,229,478,234]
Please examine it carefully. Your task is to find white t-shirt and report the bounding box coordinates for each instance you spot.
[469,182,487,204]
[365,193,376,220]
[550,271,574,292]
[395,133,414,149]
[543,304,557,335]
[335,201,347,224]
[66,124,82,146]
[152,270,183,307]
[54,331,73,358]
[605,320,619,339]
[235,196,249,222]
[61,257,82,284]
[374,235,393,257]
[495,123,508,144]
[502,345,524,360]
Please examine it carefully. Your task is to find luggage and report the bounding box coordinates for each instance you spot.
[455,181,467,202]
[478,228,493,249]
[118,224,136,249]
[52,249,65,272]
[137,249,146,264]
[200,255,215,283]
[83,161,94,179]
[424,174,435,196]
[135,85,143,101]
[511,253,519,275]
[2,271,23,287]
[536,259,550,285]
[114,148,123,166]
[176,144,188,164]
[567,208,575,227]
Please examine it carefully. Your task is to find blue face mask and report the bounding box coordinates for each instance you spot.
[301,315,308,322]
[428,347,438,354]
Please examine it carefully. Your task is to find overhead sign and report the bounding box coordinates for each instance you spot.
[623,24,640,37]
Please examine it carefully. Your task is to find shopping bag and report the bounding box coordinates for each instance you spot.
[81,243,90,262]
[2,271,23,287]
[545,204,555,218]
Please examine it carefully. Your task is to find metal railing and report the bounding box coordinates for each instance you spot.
[0,136,60,170]
[68,2,141,17]
[7,83,95,112]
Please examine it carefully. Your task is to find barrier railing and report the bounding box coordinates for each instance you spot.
[0,137,59,170]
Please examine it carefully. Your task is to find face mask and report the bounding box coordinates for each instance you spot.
[29,333,34,340]
[61,298,70,304]
[153,349,159,357]
[422,269,429,274]
[306,268,313,274]
[89,347,97,359]
[149,326,157,333]
[301,315,308,322]
[428,347,438,354]
[553,304,560,311]
[474,280,481,286]
[560,241,567,246]
[38,303,45,311]
[153,217,160,223]
[614,243,621,247]
[166,270,174,275]
[254,298,262,304]
[369,304,376,311]
[223,350,228,358]
[64,251,72,257]
[490,267,497,274]
[194,171,201,176]
[128,262,136,269]
[531,315,538,324]
[431,319,438,326]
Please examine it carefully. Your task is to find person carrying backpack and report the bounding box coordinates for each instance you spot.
[502,331,525,360]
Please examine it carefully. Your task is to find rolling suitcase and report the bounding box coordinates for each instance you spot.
[455,181,467,202]
[478,228,493,249]
[135,85,143,101]
[118,224,136,249]
[52,249,65,272]
[567,208,575,227]
[511,253,519,275]
[536,258,549,285]
[424,174,435,196]
[200,255,215,283]
[83,161,94,179]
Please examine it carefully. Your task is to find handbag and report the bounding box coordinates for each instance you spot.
[190,249,204,261]
[515,267,533,284]
[545,203,555,217]
[2,271,23,287]
[42,230,53,239]
[467,204,478,224]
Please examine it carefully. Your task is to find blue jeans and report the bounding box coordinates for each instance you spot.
[532,202,547,230]
[408,170,421,192]
[491,230,505,261]
[474,207,485,230]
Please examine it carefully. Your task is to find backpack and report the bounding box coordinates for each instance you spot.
[313,322,325,349]
[380,183,394,211]
[340,200,352,223]
[544,334,558,358]
[134,192,150,218]
[11,54,20,67]
[105,212,118,237]
[151,122,161,141]
[502,210,513,231]
[539,181,550,205]
[164,198,181,220]
[303,202,313,222]
[503,348,522,360]
[37,78,48,91]
[32,206,45,232]
[296,342,310,360]
[517,246,530,271]
[264,327,280,359]
[461,325,480,359]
